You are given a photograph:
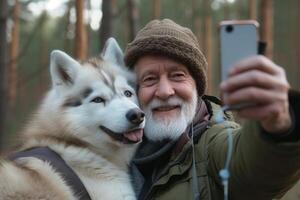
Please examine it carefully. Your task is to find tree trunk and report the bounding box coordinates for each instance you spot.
[8,0,20,108]
[153,0,160,19]
[38,12,49,96]
[223,0,230,19]
[203,0,212,94]
[75,0,87,60]
[192,0,202,46]
[248,0,257,19]
[0,0,8,152]
[100,0,113,49]
[260,0,273,59]
[64,1,73,52]
[127,0,139,41]
[296,1,300,91]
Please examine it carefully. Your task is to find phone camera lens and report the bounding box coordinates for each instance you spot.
[226,25,234,33]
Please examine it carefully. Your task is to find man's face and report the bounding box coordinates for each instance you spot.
[135,55,198,141]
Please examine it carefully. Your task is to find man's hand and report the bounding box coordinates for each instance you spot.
[220,55,291,134]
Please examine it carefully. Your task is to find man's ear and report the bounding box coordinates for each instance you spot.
[101,37,125,68]
[50,50,80,88]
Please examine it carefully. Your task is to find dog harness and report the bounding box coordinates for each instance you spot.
[8,146,92,200]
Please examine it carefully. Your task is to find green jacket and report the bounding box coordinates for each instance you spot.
[131,92,300,200]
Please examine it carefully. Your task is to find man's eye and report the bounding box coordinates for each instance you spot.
[91,97,105,103]
[124,90,133,97]
[171,72,185,80]
[143,76,155,82]
[173,72,185,77]
[142,76,157,85]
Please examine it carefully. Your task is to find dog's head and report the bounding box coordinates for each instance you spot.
[39,38,144,149]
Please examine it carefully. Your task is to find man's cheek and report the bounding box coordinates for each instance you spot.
[138,89,152,107]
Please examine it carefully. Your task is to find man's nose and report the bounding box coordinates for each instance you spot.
[155,76,175,100]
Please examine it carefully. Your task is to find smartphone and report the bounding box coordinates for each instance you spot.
[219,20,259,82]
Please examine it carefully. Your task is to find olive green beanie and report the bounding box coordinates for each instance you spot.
[124,19,208,96]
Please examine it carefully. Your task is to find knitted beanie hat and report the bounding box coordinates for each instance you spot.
[124,19,208,96]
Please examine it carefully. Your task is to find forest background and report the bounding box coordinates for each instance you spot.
[0,0,299,151]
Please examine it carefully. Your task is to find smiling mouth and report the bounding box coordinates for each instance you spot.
[100,126,143,144]
[153,105,180,112]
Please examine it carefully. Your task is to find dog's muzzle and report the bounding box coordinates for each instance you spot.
[100,108,145,144]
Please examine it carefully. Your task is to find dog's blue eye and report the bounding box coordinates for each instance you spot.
[91,97,105,103]
[124,90,133,97]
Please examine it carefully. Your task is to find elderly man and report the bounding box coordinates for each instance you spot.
[124,19,300,200]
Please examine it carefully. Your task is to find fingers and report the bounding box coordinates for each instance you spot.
[221,55,290,105]
[220,69,285,93]
[219,55,292,133]
[228,55,283,77]
[222,86,287,106]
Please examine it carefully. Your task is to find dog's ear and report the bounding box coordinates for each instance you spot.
[101,37,125,68]
[50,50,80,88]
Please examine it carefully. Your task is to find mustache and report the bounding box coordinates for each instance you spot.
[146,96,184,110]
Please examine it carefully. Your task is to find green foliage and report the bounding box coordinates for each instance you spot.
[3,0,300,149]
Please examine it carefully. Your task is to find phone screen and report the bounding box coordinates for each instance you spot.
[220,21,258,81]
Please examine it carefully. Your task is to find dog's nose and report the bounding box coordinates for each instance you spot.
[126,108,145,125]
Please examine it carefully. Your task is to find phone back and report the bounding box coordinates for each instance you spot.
[220,21,258,81]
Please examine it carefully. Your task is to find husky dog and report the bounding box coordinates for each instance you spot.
[0,38,144,200]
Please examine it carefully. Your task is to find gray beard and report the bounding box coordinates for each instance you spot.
[142,90,198,142]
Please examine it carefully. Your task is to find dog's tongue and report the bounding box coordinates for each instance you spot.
[124,129,143,143]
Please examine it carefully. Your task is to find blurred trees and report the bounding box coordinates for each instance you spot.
[0,0,8,151]
[75,0,87,59]
[1,0,300,153]
[8,0,20,108]
[248,0,257,19]
[192,0,202,43]
[127,0,139,41]
[203,0,213,94]
[63,1,73,52]
[260,0,273,58]
[153,0,160,19]
[100,0,114,49]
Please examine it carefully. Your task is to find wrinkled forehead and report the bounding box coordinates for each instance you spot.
[134,55,190,77]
